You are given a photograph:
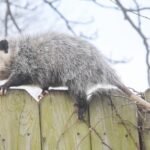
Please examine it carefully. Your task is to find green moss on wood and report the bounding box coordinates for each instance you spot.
[0,89,146,150]
[142,89,150,150]
[39,91,91,150]
[89,92,139,150]
[0,90,41,150]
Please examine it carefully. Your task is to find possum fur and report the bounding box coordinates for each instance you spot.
[0,32,148,119]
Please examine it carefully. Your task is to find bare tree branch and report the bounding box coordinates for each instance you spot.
[133,0,141,29]
[127,11,150,21]
[79,30,98,40]
[127,7,150,12]
[4,8,8,36]
[89,0,150,85]
[90,0,150,21]
[9,2,39,11]
[106,57,130,64]
[5,0,22,34]
[85,0,119,9]
[114,0,150,86]
[43,0,76,35]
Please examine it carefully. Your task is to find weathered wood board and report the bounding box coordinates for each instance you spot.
[0,89,149,150]
[142,89,150,150]
[39,91,91,150]
[89,92,139,150]
[0,90,41,150]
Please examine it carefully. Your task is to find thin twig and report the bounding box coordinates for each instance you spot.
[133,0,141,29]
[87,0,118,9]
[114,0,150,86]
[127,7,150,12]
[4,8,8,36]
[9,2,38,11]
[43,0,76,35]
[5,0,22,33]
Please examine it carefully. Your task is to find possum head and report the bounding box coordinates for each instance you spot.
[0,39,11,80]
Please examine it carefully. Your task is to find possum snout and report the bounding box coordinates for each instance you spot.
[0,51,11,80]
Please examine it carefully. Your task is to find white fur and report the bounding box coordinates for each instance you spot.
[86,84,117,100]
[0,51,11,69]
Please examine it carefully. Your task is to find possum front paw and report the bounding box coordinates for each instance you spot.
[0,85,8,95]
[38,89,49,100]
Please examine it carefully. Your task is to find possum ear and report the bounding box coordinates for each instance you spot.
[0,40,9,53]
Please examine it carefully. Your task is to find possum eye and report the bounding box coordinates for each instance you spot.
[0,40,9,53]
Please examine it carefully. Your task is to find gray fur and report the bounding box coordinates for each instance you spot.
[7,33,122,94]
[0,32,131,119]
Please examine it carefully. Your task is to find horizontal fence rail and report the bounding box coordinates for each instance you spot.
[0,89,150,150]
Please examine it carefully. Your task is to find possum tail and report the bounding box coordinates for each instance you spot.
[116,82,150,111]
[87,82,150,111]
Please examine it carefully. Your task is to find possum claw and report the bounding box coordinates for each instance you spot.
[38,90,49,100]
[0,86,8,96]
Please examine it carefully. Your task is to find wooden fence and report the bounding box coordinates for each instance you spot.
[0,89,150,150]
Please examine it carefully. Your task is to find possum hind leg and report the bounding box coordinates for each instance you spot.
[70,90,88,120]
[67,80,88,120]
[75,92,88,120]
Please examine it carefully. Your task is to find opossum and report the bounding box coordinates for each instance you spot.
[0,32,150,119]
